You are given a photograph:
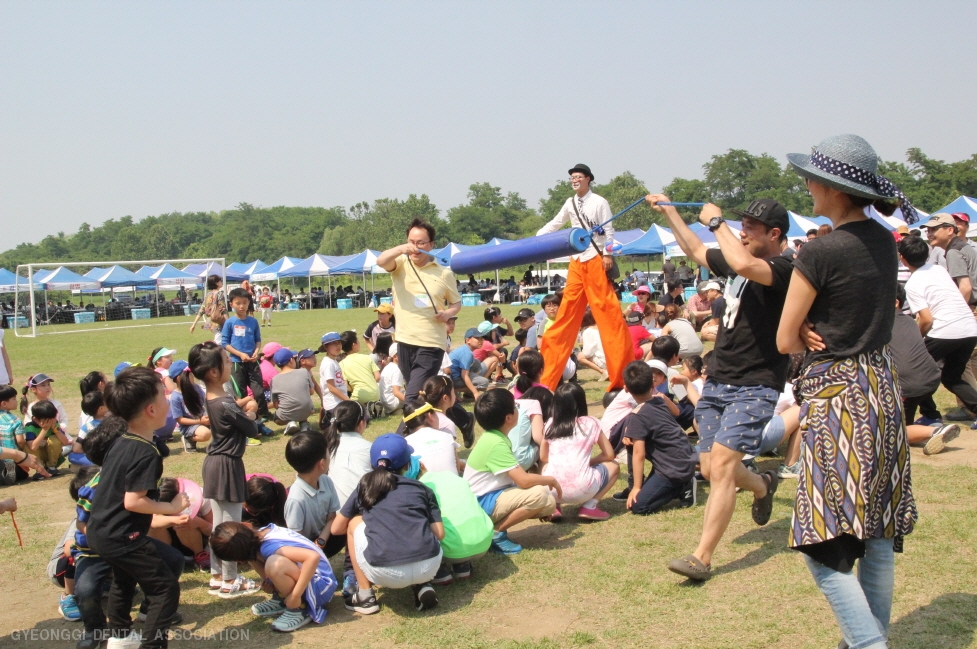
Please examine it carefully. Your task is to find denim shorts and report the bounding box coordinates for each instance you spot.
[594,462,611,492]
[695,378,779,455]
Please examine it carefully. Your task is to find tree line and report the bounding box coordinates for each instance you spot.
[3,148,975,270]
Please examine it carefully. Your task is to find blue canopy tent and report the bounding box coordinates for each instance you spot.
[85,265,157,289]
[619,225,676,255]
[326,251,395,306]
[136,264,203,287]
[278,254,356,307]
[0,268,27,293]
[786,212,832,238]
[227,260,267,277]
[183,262,248,283]
[250,256,305,283]
[32,267,102,290]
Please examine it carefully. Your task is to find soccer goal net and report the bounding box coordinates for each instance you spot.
[11,258,227,338]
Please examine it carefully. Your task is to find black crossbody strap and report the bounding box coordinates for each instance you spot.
[407,257,439,315]
[571,197,605,257]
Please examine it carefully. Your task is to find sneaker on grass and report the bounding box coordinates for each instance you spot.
[246,438,262,447]
[490,531,522,555]
[271,608,311,632]
[341,574,358,599]
[924,424,960,456]
[611,488,629,502]
[452,561,473,581]
[778,461,802,479]
[432,562,454,586]
[251,595,287,617]
[59,593,81,621]
[345,589,380,615]
[411,582,438,611]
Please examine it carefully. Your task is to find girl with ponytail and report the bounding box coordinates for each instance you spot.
[512,349,544,399]
[329,434,445,614]
[170,360,212,449]
[324,400,372,508]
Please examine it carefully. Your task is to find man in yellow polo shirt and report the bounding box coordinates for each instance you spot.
[377,218,462,403]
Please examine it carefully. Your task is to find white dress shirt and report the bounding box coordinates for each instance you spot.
[536,190,614,263]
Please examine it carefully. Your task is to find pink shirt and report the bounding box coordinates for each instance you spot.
[260,358,278,390]
[472,340,497,363]
[542,416,605,505]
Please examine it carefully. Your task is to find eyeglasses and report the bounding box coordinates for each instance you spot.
[570,174,588,181]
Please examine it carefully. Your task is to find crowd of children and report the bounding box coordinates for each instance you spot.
[1,290,833,648]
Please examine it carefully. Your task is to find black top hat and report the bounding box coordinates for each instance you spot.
[568,164,594,181]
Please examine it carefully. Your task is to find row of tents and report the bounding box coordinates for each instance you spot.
[3,196,975,294]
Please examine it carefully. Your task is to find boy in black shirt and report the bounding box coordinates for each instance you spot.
[617,361,696,514]
[87,367,189,649]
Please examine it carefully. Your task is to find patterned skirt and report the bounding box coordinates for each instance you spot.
[790,346,917,550]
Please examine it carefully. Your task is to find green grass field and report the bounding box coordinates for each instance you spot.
[2,306,976,649]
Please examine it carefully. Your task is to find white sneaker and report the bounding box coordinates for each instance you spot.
[283,421,300,436]
[924,424,960,456]
[106,630,142,649]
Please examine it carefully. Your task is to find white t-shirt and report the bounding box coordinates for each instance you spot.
[905,264,977,340]
[0,330,7,385]
[378,362,405,411]
[319,356,348,411]
[580,327,606,369]
[328,432,372,508]
[774,382,796,417]
[24,398,69,435]
[600,389,637,436]
[405,426,459,475]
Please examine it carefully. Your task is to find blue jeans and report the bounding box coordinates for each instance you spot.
[803,538,894,649]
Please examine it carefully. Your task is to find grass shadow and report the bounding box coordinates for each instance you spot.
[711,516,792,577]
[889,593,977,649]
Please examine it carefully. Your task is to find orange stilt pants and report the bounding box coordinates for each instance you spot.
[540,255,633,391]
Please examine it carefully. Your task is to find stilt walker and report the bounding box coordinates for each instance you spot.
[537,164,633,391]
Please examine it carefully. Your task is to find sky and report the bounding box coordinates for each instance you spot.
[2,1,975,248]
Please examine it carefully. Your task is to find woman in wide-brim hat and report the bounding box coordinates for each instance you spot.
[776,134,918,649]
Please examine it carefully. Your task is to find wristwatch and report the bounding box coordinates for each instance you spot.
[708,216,725,232]
[315,537,327,549]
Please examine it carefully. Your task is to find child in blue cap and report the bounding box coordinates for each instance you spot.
[330,433,445,614]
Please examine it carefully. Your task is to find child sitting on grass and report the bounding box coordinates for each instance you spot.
[510,385,552,472]
[541,382,620,522]
[284,431,345,558]
[378,343,406,415]
[78,371,107,431]
[330,434,445,614]
[210,521,337,633]
[402,400,462,476]
[70,391,108,466]
[150,477,213,571]
[0,384,27,483]
[20,373,70,436]
[324,401,372,509]
[464,390,560,555]
[171,360,213,452]
[23,399,71,477]
[318,332,348,428]
[270,348,315,435]
[338,331,381,414]
[617,361,696,515]
[244,474,288,528]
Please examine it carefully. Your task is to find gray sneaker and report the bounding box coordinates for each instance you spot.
[924,424,960,456]
[251,596,286,617]
[778,461,802,479]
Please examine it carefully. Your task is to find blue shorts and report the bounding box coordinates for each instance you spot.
[594,462,611,492]
[695,379,779,455]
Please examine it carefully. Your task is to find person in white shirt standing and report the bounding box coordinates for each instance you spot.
[900,235,977,419]
[536,164,632,392]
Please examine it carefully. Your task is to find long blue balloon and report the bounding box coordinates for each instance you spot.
[450,228,591,275]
